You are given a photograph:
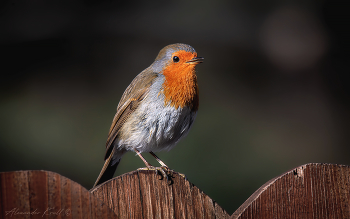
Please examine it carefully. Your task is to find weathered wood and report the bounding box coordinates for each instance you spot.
[2,163,350,218]
[232,163,350,219]
[90,170,230,219]
[0,170,117,219]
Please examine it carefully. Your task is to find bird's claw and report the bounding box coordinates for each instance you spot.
[138,166,174,184]
[178,172,187,180]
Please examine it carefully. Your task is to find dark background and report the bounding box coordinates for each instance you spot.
[1,0,349,214]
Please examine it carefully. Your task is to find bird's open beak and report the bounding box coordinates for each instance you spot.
[186,57,204,64]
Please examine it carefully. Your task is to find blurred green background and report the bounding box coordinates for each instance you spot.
[1,0,349,214]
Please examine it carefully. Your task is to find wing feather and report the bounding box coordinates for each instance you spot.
[104,70,159,160]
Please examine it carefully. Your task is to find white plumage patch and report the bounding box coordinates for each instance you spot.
[117,77,197,153]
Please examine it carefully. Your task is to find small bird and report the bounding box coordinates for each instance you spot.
[93,43,203,188]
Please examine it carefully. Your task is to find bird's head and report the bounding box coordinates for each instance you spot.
[152,44,203,111]
[152,44,203,72]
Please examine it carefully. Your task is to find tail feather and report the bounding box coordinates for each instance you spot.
[93,151,123,188]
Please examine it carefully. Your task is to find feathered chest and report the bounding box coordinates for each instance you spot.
[161,63,199,111]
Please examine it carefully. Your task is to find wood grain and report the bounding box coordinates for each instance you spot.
[232,163,350,219]
[90,170,230,219]
[2,163,350,218]
[0,170,117,219]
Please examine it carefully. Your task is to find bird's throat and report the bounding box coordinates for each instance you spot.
[161,64,199,111]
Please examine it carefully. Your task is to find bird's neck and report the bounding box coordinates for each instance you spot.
[161,66,199,111]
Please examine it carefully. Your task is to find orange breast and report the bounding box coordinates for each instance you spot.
[161,51,199,111]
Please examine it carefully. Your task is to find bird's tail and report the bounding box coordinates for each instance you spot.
[93,150,123,188]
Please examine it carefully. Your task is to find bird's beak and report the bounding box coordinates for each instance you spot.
[186,57,204,64]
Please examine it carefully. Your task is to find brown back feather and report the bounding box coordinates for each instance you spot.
[104,70,159,160]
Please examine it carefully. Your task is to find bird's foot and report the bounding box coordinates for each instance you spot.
[178,172,187,180]
[138,166,174,184]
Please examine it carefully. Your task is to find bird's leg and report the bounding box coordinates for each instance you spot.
[149,151,174,180]
[134,149,168,180]
[149,151,169,169]
[150,151,187,180]
[134,148,153,168]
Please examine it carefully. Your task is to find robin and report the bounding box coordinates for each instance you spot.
[93,43,203,187]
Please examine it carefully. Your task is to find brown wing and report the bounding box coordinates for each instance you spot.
[104,70,159,160]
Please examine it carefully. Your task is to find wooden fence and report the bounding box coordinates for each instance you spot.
[1,163,350,218]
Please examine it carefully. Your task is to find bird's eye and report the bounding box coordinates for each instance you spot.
[173,56,180,63]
